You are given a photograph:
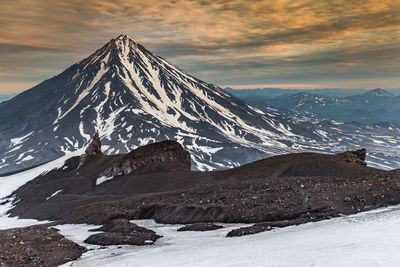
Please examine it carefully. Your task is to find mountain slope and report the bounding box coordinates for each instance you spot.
[1,35,400,173]
[0,35,304,172]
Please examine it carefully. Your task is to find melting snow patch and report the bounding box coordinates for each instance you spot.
[20,155,34,162]
[5,145,22,153]
[46,190,63,200]
[9,131,34,146]
[96,176,114,185]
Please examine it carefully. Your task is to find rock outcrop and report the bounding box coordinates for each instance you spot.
[78,132,102,168]
[89,218,155,234]
[227,218,309,237]
[336,148,366,165]
[177,222,223,232]
[99,140,191,177]
[84,219,161,246]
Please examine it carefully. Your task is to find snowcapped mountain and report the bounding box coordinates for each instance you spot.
[237,89,400,125]
[357,88,394,98]
[1,35,400,173]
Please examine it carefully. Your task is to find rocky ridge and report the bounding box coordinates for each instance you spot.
[7,136,400,232]
[99,140,191,177]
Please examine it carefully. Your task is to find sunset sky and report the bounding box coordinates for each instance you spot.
[1,0,399,93]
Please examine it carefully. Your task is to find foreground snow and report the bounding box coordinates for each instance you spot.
[57,206,400,267]
[2,204,399,267]
[0,149,84,229]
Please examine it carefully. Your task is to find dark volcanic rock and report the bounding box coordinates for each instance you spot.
[336,148,366,165]
[99,140,191,177]
[8,139,194,221]
[0,226,85,266]
[227,218,310,237]
[177,222,223,232]
[84,232,160,246]
[78,132,102,168]
[85,220,161,246]
[9,148,400,232]
[89,218,154,234]
[227,224,273,237]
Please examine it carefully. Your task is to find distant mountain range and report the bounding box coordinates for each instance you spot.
[227,88,400,125]
[0,94,16,103]
[1,35,400,173]
[224,87,400,98]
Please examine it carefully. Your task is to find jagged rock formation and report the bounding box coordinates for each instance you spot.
[99,140,191,177]
[336,148,367,165]
[78,132,102,168]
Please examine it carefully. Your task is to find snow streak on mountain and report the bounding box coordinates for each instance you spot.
[1,35,400,172]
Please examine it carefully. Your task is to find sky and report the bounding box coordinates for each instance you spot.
[1,0,399,94]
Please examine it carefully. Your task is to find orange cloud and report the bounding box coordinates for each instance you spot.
[0,0,399,92]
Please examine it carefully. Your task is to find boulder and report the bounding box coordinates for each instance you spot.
[84,232,160,246]
[177,222,223,232]
[89,218,154,234]
[85,219,161,246]
[227,218,310,237]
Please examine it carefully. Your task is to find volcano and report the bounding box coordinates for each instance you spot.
[1,35,400,173]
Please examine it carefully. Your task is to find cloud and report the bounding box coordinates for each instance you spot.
[0,0,399,93]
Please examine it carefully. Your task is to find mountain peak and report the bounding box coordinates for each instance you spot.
[363,88,393,97]
[116,34,131,40]
[108,34,140,53]
[113,34,137,45]
[1,34,295,172]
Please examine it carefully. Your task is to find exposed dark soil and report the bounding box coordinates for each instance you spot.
[177,222,223,232]
[61,164,400,226]
[0,226,85,267]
